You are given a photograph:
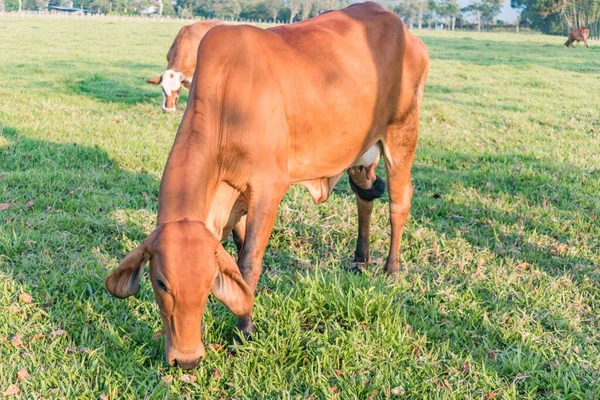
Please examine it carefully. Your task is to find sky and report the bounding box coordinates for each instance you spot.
[458,0,519,23]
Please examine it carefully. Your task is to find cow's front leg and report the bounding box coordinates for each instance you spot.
[235,181,289,338]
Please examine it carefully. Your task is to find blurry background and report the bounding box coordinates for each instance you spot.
[1,0,598,38]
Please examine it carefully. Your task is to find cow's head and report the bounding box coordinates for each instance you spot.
[147,69,191,112]
[105,221,253,369]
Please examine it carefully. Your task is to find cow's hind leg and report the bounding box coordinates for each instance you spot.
[232,215,247,254]
[382,117,419,275]
[348,166,386,272]
[235,180,289,338]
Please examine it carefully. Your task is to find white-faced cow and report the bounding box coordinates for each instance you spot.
[107,2,429,369]
[147,19,221,112]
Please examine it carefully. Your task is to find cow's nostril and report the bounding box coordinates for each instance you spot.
[172,357,202,370]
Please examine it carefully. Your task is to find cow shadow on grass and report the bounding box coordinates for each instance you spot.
[409,150,599,278]
[0,126,180,395]
[421,36,600,75]
[405,151,598,393]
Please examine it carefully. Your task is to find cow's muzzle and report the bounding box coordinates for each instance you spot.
[166,344,206,370]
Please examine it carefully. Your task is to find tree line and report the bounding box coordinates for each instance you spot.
[0,0,508,30]
[513,0,599,36]
[1,0,597,37]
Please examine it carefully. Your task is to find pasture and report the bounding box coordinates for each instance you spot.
[1,15,599,399]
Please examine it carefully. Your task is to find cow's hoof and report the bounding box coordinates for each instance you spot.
[350,261,368,274]
[384,260,399,276]
[384,268,400,278]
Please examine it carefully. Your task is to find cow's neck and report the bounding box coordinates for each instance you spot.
[156,129,243,240]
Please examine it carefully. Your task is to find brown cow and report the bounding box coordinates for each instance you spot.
[147,19,221,112]
[106,2,429,369]
[565,27,590,47]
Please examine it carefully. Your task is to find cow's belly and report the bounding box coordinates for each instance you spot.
[294,143,382,204]
[289,130,382,182]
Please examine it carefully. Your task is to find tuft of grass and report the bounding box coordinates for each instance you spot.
[1,16,599,399]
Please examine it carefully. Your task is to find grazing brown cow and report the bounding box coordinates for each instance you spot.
[147,19,221,112]
[565,27,590,47]
[106,2,429,369]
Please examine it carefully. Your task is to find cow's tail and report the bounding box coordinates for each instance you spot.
[348,174,386,201]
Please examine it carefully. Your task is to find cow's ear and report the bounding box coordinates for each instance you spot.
[147,76,161,85]
[182,80,191,90]
[106,232,156,298]
[212,243,254,317]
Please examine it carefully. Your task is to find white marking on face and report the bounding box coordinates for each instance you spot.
[160,69,184,111]
[161,69,184,96]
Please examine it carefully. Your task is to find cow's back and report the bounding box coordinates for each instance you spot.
[569,27,589,40]
[190,3,427,181]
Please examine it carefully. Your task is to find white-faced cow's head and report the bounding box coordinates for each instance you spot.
[147,69,191,112]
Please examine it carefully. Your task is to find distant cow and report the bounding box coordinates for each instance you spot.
[106,2,429,369]
[565,27,590,47]
[147,19,221,112]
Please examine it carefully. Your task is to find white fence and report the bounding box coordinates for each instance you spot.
[0,10,282,26]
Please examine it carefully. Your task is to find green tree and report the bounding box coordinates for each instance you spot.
[287,0,301,22]
[177,0,213,17]
[162,0,176,15]
[313,0,340,15]
[240,0,271,20]
[447,0,460,29]
[4,0,20,11]
[299,0,312,19]
[392,0,419,28]
[264,0,283,21]
[462,0,502,30]
[212,0,241,18]
[89,0,110,13]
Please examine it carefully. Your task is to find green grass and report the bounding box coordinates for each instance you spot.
[1,15,599,399]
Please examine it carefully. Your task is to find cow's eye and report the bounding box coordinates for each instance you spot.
[156,279,168,292]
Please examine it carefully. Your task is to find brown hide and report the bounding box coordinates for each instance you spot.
[565,27,590,47]
[108,2,429,369]
[165,19,222,79]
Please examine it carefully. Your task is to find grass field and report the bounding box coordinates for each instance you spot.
[1,15,599,399]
